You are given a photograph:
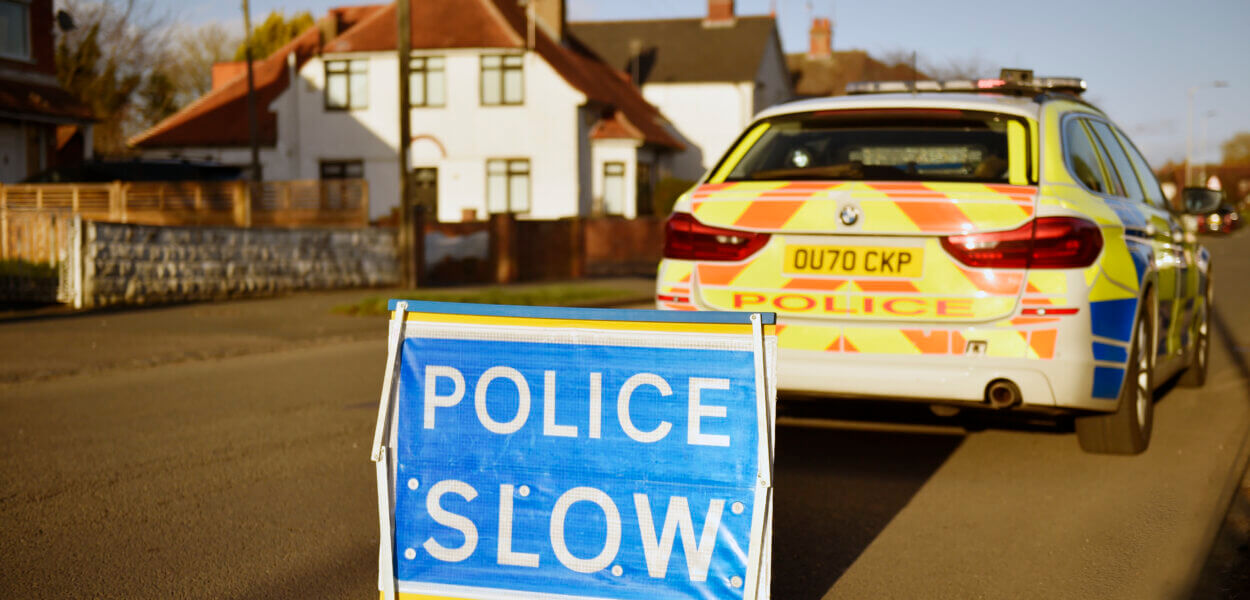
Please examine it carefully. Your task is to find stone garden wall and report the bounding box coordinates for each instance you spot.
[82,222,397,307]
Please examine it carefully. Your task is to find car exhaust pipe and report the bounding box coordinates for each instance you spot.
[985,379,1022,409]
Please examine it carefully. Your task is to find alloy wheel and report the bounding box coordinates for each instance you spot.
[1135,318,1150,429]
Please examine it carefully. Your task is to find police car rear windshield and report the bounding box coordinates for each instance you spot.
[723,109,1029,183]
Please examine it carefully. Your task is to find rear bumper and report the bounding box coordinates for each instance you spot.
[778,348,1111,413]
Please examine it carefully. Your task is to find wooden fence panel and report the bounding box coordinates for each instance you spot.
[0,179,368,241]
[250,180,368,227]
[583,216,664,276]
[2,210,72,264]
[1,179,370,264]
[119,182,239,226]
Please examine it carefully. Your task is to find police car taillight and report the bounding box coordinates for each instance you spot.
[941,217,1102,269]
[663,212,770,261]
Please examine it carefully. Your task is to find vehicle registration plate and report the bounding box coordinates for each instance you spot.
[784,245,924,277]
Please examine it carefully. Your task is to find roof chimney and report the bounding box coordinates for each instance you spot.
[532,0,565,42]
[808,17,832,60]
[705,0,735,26]
[628,38,644,86]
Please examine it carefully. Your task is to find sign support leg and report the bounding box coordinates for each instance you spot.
[377,447,398,600]
[373,301,407,599]
[372,302,408,461]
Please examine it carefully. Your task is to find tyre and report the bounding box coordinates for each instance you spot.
[1179,271,1212,387]
[1076,291,1154,455]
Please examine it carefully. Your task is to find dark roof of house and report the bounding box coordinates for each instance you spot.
[0,77,94,123]
[129,5,383,148]
[568,16,779,84]
[786,50,929,98]
[23,159,243,183]
[133,0,681,150]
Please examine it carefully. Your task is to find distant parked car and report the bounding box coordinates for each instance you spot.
[22,159,243,183]
[1198,203,1241,234]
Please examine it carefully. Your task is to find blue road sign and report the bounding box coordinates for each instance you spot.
[373,302,775,600]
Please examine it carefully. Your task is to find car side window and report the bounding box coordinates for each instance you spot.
[1088,120,1144,202]
[1063,117,1114,194]
[1113,127,1170,211]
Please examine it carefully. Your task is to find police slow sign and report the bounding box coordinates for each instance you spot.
[371,301,776,600]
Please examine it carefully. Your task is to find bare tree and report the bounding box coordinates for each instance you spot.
[873,49,996,80]
[167,23,240,104]
[877,48,917,70]
[55,0,173,156]
[922,55,997,80]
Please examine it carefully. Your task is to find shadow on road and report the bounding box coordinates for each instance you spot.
[771,401,964,599]
[225,537,377,600]
[1192,304,1250,599]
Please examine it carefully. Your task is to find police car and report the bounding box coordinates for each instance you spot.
[656,70,1218,454]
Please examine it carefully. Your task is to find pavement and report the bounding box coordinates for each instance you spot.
[0,277,655,384]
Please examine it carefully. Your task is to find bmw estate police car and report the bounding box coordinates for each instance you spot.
[656,70,1218,454]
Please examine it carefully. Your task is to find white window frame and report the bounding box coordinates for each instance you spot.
[0,0,32,61]
[325,59,368,111]
[409,55,445,107]
[486,158,530,214]
[480,54,524,106]
[602,161,626,216]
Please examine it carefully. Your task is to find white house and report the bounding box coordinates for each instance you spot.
[569,0,793,180]
[131,0,684,222]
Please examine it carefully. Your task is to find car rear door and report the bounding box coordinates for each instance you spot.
[1102,121,1194,360]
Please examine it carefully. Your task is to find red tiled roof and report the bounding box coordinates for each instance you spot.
[590,110,644,141]
[210,62,246,91]
[0,78,94,123]
[322,0,520,52]
[130,6,385,148]
[134,0,679,150]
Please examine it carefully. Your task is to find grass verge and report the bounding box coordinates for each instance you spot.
[333,283,649,316]
[0,259,57,279]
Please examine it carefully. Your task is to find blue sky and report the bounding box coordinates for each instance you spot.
[163,0,1249,167]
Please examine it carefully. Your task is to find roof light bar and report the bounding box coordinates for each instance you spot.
[847,69,1087,97]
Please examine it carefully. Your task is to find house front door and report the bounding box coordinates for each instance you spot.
[410,167,438,218]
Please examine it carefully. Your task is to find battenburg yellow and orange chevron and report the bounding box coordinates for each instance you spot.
[657,179,1076,360]
[686,181,1036,234]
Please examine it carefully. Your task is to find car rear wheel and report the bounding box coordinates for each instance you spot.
[1076,292,1154,455]
[1180,272,1212,387]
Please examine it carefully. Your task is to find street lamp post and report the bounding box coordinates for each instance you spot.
[1186,81,1228,187]
[242,0,260,186]
[1199,109,1216,183]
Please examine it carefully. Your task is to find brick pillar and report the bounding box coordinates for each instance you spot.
[569,217,586,279]
[490,213,517,284]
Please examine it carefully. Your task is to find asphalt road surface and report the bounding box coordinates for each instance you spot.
[2,241,1249,599]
